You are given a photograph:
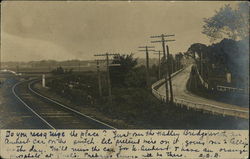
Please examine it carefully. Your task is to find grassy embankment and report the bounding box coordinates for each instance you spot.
[187,66,249,108]
[34,71,248,129]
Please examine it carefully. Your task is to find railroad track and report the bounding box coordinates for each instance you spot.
[12,79,116,129]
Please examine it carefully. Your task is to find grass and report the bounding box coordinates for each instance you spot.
[33,72,249,129]
[187,68,249,108]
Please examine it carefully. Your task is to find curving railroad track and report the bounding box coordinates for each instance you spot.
[12,79,116,129]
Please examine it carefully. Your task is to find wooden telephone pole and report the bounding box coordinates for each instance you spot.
[0,5,1,71]
[78,62,81,72]
[154,50,163,80]
[94,53,120,103]
[166,45,174,102]
[150,34,175,103]
[138,46,155,88]
[95,59,106,97]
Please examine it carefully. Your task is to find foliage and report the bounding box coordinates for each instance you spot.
[46,61,247,128]
[187,43,208,60]
[187,38,249,87]
[202,2,249,41]
[51,67,73,75]
[110,54,138,87]
[47,72,99,104]
[110,88,165,122]
[149,64,159,80]
[175,52,184,70]
[158,53,184,77]
[124,66,147,88]
[208,38,249,82]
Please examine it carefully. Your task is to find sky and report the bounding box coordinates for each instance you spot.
[1,1,239,62]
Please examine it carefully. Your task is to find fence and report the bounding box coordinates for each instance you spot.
[216,85,248,94]
[151,68,185,91]
[195,65,248,94]
[195,65,209,89]
[151,66,249,119]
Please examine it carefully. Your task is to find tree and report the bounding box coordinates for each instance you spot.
[187,43,208,61]
[51,66,73,75]
[175,52,184,70]
[149,64,159,80]
[202,2,249,42]
[125,66,147,88]
[51,67,64,75]
[209,38,249,80]
[187,38,249,88]
[110,54,138,87]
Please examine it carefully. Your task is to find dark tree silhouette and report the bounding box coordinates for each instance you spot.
[187,43,208,61]
[110,54,138,87]
[202,2,249,41]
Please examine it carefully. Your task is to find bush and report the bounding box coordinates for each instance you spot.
[51,67,73,75]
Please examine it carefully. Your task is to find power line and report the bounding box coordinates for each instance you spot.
[166,45,174,103]
[150,34,175,38]
[0,5,1,71]
[138,46,155,88]
[95,59,106,98]
[154,50,163,80]
[150,34,175,103]
[94,53,120,104]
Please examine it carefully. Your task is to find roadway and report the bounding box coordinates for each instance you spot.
[157,65,249,119]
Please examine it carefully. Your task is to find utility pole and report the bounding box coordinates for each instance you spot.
[106,54,111,102]
[150,34,175,103]
[178,55,181,70]
[176,53,182,71]
[200,52,203,78]
[48,63,51,72]
[166,45,174,103]
[171,55,174,73]
[78,62,81,72]
[95,59,105,97]
[154,50,163,80]
[16,64,19,73]
[0,5,1,71]
[0,40,1,70]
[94,53,120,104]
[138,46,155,88]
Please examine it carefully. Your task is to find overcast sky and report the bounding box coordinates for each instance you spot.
[1,1,239,62]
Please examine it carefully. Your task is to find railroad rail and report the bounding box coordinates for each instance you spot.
[12,80,116,129]
[12,81,55,129]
